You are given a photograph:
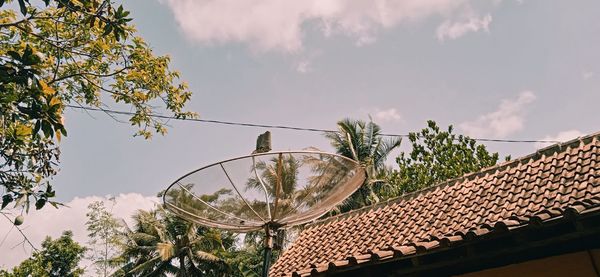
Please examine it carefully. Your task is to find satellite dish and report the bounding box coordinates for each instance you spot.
[163,133,366,276]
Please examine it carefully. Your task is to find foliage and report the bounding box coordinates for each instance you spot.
[224,227,300,277]
[223,245,267,277]
[85,200,125,277]
[244,154,301,219]
[325,119,401,212]
[114,208,234,277]
[391,120,499,194]
[0,0,193,213]
[163,160,307,276]
[0,231,86,277]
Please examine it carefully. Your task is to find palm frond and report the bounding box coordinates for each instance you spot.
[128,255,162,274]
[142,260,174,277]
[193,250,222,262]
[156,242,174,261]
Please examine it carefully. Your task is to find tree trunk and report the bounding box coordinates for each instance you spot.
[104,236,108,277]
[178,255,187,277]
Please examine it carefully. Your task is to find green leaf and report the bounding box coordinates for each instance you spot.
[49,201,63,208]
[2,195,13,209]
[59,126,67,137]
[35,198,46,210]
[41,120,53,138]
[33,120,42,137]
[18,0,28,16]
[22,46,42,65]
[23,44,33,60]
[46,185,56,198]
[102,24,113,37]
[7,50,21,61]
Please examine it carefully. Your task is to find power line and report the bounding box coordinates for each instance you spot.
[65,105,561,144]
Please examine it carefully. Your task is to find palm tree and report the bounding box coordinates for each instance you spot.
[245,154,300,219]
[325,118,401,212]
[245,153,355,219]
[114,208,233,277]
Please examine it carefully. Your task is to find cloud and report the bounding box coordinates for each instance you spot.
[162,0,498,52]
[295,60,312,73]
[372,108,403,123]
[0,193,158,269]
[436,13,492,41]
[459,91,536,138]
[582,70,594,80]
[534,130,585,149]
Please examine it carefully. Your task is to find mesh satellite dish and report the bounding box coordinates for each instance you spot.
[163,132,366,276]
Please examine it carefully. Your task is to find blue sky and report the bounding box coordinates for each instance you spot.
[2,0,599,268]
[55,0,598,200]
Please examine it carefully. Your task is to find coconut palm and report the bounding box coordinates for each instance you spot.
[113,208,233,277]
[325,119,401,212]
[245,154,301,219]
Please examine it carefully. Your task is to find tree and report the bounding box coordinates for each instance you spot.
[114,208,233,277]
[0,231,86,277]
[391,120,499,194]
[85,200,124,277]
[0,0,193,213]
[133,187,269,276]
[224,243,266,277]
[324,119,401,212]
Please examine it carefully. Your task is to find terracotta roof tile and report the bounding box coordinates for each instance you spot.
[270,132,600,276]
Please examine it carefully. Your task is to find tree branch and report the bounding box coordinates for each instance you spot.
[0,14,35,29]
[0,211,38,252]
[13,25,99,59]
[49,66,131,84]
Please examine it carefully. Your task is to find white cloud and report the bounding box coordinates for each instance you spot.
[162,0,497,52]
[582,70,594,80]
[436,13,492,41]
[0,193,158,270]
[534,130,585,149]
[295,60,312,73]
[372,108,403,123]
[459,91,536,138]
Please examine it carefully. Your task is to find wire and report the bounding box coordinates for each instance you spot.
[65,105,562,144]
[0,212,38,252]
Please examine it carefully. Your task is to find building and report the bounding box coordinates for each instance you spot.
[271,132,600,276]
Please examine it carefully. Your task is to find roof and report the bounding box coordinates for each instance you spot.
[270,131,600,276]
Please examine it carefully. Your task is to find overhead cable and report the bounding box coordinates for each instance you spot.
[65,105,562,144]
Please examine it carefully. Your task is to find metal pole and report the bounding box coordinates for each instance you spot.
[262,225,274,277]
[261,245,272,277]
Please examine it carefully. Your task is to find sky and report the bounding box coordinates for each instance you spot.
[1,0,600,270]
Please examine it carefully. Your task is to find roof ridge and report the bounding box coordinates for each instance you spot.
[307,130,600,227]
